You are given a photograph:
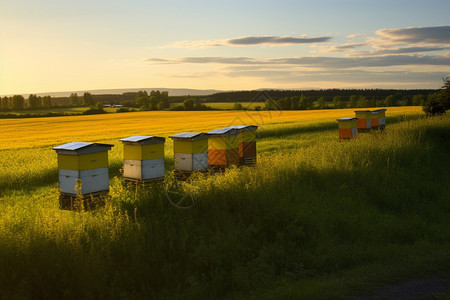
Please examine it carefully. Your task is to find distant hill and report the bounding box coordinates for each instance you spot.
[4,88,224,98]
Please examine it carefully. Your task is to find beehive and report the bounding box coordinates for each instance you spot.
[119,136,165,181]
[337,118,358,139]
[354,110,372,132]
[372,109,387,129]
[207,127,240,168]
[228,125,258,165]
[52,142,113,195]
[169,132,209,173]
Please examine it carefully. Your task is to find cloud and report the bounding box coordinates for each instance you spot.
[353,46,449,56]
[227,35,331,45]
[347,33,363,39]
[162,35,332,48]
[319,43,366,53]
[372,25,450,46]
[147,54,450,68]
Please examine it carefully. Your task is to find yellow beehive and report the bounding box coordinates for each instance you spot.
[228,125,258,165]
[169,132,209,173]
[120,136,165,181]
[207,127,240,168]
[354,110,372,132]
[337,117,357,139]
[52,142,113,196]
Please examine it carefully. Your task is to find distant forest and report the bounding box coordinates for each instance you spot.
[204,89,437,102]
[0,88,438,113]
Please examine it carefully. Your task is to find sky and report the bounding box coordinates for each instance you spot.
[1,0,449,95]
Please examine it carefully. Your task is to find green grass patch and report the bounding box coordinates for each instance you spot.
[0,114,449,298]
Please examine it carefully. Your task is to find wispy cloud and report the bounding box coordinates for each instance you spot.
[347,33,363,39]
[162,35,332,48]
[371,25,450,46]
[353,46,449,56]
[227,35,331,45]
[147,54,450,68]
[318,43,366,53]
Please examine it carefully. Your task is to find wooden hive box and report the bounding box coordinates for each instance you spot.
[207,127,240,168]
[119,136,165,181]
[372,109,387,129]
[228,125,258,165]
[337,118,358,139]
[169,132,210,172]
[52,142,113,195]
[354,110,372,132]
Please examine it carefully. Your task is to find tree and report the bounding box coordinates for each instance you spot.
[83,92,94,106]
[10,95,25,110]
[332,96,346,109]
[299,94,314,109]
[1,97,9,111]
[349,95,358,108]
[440,77,450,111]
[136,91,149,109]
[401,96,411,106]
[384,95,395,107]
[412,94,425,106]
[291,96,300,109]
[422,78,450,116]
[423,92,445,116]
[317,96,326,109]
[183,98,195,110]
[356,96,369,108]
[69,93,79,106]
[28,94,41,109]
[157,100,170,110]
[276,97,292,110]
[42,96,52,108]
[232,102,243,110]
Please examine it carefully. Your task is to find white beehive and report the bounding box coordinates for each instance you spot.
[119,136,165,181]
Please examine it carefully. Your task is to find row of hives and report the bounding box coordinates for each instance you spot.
[337,109,387,139]
[52,125,257,197]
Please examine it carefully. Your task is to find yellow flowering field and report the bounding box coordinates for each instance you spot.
[0,107,421,150]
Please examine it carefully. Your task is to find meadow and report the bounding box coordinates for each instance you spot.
[1,106,449,299]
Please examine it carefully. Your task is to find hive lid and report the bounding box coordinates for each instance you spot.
[208,127,239,136]
[227,125,258,132]
[337,117,357,122]
[372,109,387,112]
[169,132,209,141]
[52,142,113,154]
[354,110,372,113]
[119,135,165,145]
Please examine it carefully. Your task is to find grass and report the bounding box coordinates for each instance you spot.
[0,107,449,299]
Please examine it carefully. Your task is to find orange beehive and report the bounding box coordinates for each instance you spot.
[354,110,372,132]
[207,127,240,168]
[372,109,387,130]
[228,125,258,165]
[337,117,358,139]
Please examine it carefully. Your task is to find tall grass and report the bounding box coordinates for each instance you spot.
[0,111,449,298]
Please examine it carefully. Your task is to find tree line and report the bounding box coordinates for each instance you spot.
[0,92,97,112]
[261,93,429,111]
